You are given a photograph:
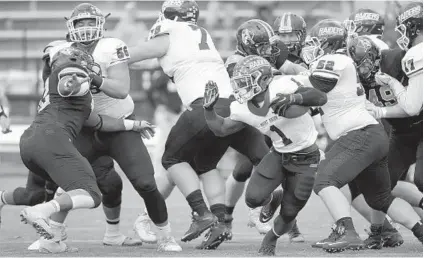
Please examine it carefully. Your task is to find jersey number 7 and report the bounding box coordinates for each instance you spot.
[188,24,210,50]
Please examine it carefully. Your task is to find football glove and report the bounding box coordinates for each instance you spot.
[203,80,220,110]
[269,93,295,116]
[132,120,156,139]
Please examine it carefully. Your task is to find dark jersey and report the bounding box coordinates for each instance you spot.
[362,48,422,133]
[287,52,307,67]
[35,63,92,140]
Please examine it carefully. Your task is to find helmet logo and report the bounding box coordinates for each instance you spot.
[89,5,102,15]
[358,38,372,51]
[398,6,422,24]
[246,58,268,70]
[318,27,344,37]
[354,13,379,21]
[242,29,255,45]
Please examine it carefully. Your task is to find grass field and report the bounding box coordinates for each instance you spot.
[0,162,422,257]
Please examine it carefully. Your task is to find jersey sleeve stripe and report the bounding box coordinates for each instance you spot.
[312,70,340,80]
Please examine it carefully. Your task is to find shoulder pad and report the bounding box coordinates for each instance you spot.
[269,75,299,94]
[43,40,68,60]
[402,43,423,77]
[98,37,130,65]
[148,19,174,40]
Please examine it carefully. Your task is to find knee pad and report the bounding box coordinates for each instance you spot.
[132,176,157,195]
[364,192,395,213]
[232,160,253,182]
[97,169,123,208]
[245,191,266,209]
[13,187,45,206]
[348,182,361,201]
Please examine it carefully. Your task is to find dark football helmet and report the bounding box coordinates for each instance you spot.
[344,9,385,38]
[50,47,96,73]
[396,2,423,50]
[302,19,347,64]
[347,35,380,83]
[231,55,274,104]
[66,3,107,43]
[236,19,280,64]
[273,13,307,54]
[159,0,199,24]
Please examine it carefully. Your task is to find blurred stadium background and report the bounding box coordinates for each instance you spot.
[0,0,408,156]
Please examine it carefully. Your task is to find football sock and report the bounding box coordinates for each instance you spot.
[210,203,226,222]
[1,190,15,205]
[273,215,295,236]
[186,189,209,216]
[157,222,172,237]
[411,221,423,239]
[105,218,120,235]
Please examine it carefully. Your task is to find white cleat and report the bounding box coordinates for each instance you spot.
[103,234,143,246]
[20,207,54,239]
[247,207,272,235]
[157,236,182,252]
[134,212,157,243]
[28,223,68,250]
[38,238,78,254]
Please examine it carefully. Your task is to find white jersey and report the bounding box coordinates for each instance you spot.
[230,75,318,153]
[46,38,134,119]
[402,42,423,79]
[150,19,232,107]
[309,54,378,140]
[365,35,389,51]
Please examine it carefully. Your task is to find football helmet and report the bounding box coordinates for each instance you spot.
[231,55,274,104]
[302,19,347,64]
[347,36,380,82]
[50,47,96,73]
[236,19,280,64]
[396,2,423,50]
[344,9,384,38]
[273,13,307,54]
[66,3,106,43]
[158,0,199,24]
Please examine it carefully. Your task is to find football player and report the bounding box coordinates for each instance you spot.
[128,0,270,250]
[348,35,423,249]
[30,3,181,252]
[224,18,306,241]
[19,47,154,252]
[202,55,327,255]
[273,12,308,67]
[301,19,422,252]
[366,2,422,190]
[344,8,389,50]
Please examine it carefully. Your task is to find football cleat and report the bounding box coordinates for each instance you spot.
[248,207,272,235]
[134,212,157,244]
[260,189,284,223]
[195,222,231,250]
[322,225,364,253]
[157,236,182,252]
[20,207,54,240]
[38,239,78,254]
[363,226,384,249]
[223,214,233,241]
[311,224,339,248]
[28,224,68,251]
[181,211,218,242]
[103,234,143,246]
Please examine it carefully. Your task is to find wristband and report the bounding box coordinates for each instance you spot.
[124,119,135,131]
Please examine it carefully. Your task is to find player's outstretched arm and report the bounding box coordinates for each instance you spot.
[128,35,170,65]
[93,63,130,99]
[376,72,423,116]
[293,87,328,106]
[84,113,155,139]
[203,81,245,137]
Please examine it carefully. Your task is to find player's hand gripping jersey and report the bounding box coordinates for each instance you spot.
[36,47,93,140]
[149,19,233,106]
[309,54,378,140]
[45,38,134,119]
[229,75,317,153]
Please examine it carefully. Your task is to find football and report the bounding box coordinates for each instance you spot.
[281,105,310,118]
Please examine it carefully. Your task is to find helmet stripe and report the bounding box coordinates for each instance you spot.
[280,13,287,31]
[255,19,274,38]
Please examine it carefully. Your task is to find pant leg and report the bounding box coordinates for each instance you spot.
[414,139,423,192]
[12,171,46,206]
[245,150,284,208]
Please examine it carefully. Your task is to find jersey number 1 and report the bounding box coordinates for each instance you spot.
[188,24,210,50]
[270,125,292,146]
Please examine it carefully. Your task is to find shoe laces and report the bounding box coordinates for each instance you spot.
[328,224,344,241]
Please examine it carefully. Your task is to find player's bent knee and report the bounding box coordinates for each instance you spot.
[245,190,267,209]
[365,193,395,213]
[13,187,45,206]
[232,164,253,182]
[97,170,123,208]
[132,176,157,194]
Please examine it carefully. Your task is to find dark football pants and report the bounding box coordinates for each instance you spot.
[75,123,168,225]
[19,125,102,207]
[245,146,320,222]
[162,98,268,175]
[314,124,395,213]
